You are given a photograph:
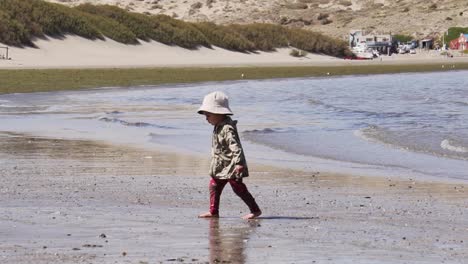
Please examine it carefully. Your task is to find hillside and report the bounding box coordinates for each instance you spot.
[46,0,468,40]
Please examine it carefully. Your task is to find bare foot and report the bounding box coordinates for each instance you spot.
[198,212,219,218]
[242,210,262,220]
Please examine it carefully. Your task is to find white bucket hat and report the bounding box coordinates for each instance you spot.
[197,91,233,115]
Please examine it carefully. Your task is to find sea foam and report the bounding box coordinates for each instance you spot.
[441,139,468,153]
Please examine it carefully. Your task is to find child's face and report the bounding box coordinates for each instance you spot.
[203,112,225,126]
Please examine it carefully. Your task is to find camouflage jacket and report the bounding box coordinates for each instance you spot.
[209,117,249,180]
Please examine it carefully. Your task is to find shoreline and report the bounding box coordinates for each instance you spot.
[1,70,467,185]
[1,63,468,94]
[1,132,467,263]
[2,58,468,69]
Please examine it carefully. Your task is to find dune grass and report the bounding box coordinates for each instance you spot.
[0,0,351,57]
[1,63,468,94]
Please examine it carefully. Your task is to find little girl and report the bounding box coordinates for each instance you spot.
[197,91,261,220]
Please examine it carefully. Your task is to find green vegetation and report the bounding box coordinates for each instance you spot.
[289,49,307,57]
[339,0,353,7]
[285,3,308,9]
[0,0,102,47]
[0,0,350,57]
[428,3,437,10]
[78,11,138,45]
[393,34,413,43]
[75,4,211,49]
[2,64,468,94]
[444,27,468,45]
[229,23,289,51]
[192,22,255,52]
[287,28,350,57]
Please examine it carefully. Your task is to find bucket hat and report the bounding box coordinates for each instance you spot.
[197,91,233,115]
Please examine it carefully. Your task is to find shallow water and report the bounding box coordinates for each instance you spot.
[1,70,467,181]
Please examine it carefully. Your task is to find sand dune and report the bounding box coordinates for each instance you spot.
[0,36,339,69]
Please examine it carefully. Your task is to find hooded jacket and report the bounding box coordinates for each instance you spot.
[209,116,249,180]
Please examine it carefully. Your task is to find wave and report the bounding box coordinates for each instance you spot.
[105,110,123,114]
[358,125,468,160]
[0,103,25,108]
[98,117,174,129]
[0,105,15,108]
[441,139,468,153]
[308,99,410,119]
[243,128,279,134]
[308,99,325,106]
[451,101,468,107]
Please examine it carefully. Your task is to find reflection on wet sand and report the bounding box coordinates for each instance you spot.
[208,219,259,264]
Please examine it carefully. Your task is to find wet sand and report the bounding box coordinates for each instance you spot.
[1,132,467,263]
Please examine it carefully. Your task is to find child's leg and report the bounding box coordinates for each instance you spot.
[229,179,261,219]
[199,178,228,217]
[210,178,228,215]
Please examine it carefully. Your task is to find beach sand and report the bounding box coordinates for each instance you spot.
[1,36,467,69]
[1,132,467,263]
[0,36,338,69]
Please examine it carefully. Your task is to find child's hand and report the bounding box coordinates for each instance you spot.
[234,165,244,175]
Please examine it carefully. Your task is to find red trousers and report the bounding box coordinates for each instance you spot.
[209,178,260,215]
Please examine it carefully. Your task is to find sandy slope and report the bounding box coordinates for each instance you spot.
[1,35,467,69]
[0,36,339,69]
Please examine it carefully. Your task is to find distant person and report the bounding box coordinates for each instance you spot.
[197,91,262,220]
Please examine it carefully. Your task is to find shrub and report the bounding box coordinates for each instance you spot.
[317,13,329,20]
[393,34,413,43]
[285,3,308,9]
[76,5,210,49]
[152,14,211,49]
[31,1,101,39]
[446,27,468,44]
[286,28,351,57]
[320,18,333,25]
[290,49,307,57]
[150,4,162,9]
[228,23,289,51]
[339,0,352,7]
[206,0,215,7]
[0,0,102,46]
[79,11,138,44]
[75,4,156,42]
[0,10,33,46]
[0,0,351,58]
[193,22,255,51]
[191,2,202,9]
